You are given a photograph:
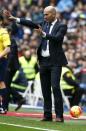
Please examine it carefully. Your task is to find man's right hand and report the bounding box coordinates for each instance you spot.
[3,10,17,21]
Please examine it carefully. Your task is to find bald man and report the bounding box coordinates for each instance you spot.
[4,6,67,122]
[36,6,67,122]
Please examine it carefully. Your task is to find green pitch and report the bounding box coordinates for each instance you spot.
[0,107,86,131]
[0,115,86,131]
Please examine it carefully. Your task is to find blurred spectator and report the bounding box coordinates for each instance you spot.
[57,0,74,13]
[1,0,86,107]
[30,6,44,24]
[19,49,38,81]
[60,65,86,107]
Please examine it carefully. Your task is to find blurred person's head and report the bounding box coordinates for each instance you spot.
[66,48,75,62]
[77,56,86,68]
[12,0,19,5]
[0,13,10,27]
[20,0,32,7]
[23,33,30,41]
[26,12,31,19]
[23,49,32,60]
[3,17,11,26]
[11,0,19,12]
[19,43,29,52]
[68,61,77,70]
[76,57,84,67]
[0,9,12,26]
[29,36,38,48]
[32,30,39,38]
[8,3,14,12]
[77,1,84,11]
[76,37,82,45]
[82,60,86,68]
[74,51,81,60]
[16,10,24,17]
[80,46,86,55]
[20,6,28,17]
[29,46,37,56]
[22,40,30,47]
[31,5,44,24]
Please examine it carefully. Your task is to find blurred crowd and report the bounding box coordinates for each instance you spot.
[0,0,86,69]
[0,0,86,86]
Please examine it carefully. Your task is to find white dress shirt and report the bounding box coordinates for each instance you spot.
[16,18,57,57]
[16,18,20,23]
[41,19,57,57]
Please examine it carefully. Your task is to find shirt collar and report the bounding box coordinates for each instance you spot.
[51,19,57,26]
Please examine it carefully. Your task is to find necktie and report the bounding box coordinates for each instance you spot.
[42,23,51,50]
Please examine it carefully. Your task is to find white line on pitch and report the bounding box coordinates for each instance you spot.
[0,122,60,131]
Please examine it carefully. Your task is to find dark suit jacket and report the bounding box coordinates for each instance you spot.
[37,21,68,66]
[18,18,39,29]
[18,18,68,66]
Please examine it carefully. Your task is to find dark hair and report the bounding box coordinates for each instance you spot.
[7,22,18,35]
[0,15,4,21]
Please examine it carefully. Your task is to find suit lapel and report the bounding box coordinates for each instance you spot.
[51,21,59,34]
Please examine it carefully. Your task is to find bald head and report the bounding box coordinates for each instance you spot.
[44,6,56,15]
[44,6,57,22]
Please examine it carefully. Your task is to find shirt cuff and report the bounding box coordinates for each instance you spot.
[42,32,46,38]
[16,18,20,23]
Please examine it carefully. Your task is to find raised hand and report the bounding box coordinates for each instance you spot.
[3,10,11,17]
[34,25,43,36]
[3,10,16,21]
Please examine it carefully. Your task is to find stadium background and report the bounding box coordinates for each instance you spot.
[0,1,86,131]
[0,0,86,113]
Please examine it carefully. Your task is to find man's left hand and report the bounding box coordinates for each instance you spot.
[34,26,44,36]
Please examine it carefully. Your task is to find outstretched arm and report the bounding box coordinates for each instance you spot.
[16,18,39,29]
[3,10,39,29]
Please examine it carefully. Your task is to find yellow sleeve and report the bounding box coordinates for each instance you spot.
[2,31,11,47]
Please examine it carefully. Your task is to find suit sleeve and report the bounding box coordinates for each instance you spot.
[19,18,39,29]
[44,24,67,42]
